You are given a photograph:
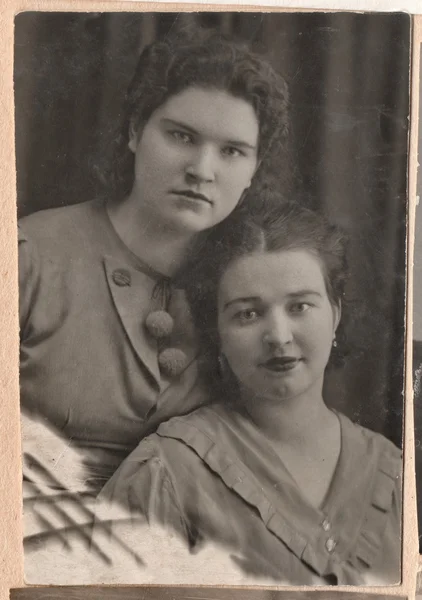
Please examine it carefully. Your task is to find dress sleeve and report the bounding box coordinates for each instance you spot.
[95,435,191,544]
[375,461,402,583]
[18,223,40,338]
[354,440,402,585]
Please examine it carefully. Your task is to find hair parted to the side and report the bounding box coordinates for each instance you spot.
[99,26,291,206]
[182,191,351,392]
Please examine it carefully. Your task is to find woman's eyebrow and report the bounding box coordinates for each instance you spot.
[225,138,257,150]
[287,290,322,298]
[162,118,197,134]
[223,296,261,310]
[162,118,257,150]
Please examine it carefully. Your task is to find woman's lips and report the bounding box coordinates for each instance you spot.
[171,190,212,204]
[260,357,301,373]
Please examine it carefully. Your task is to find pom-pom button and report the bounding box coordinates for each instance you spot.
[145,311,174,339]
[158,348,189,378]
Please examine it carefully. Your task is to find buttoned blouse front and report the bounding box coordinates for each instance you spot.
[100,405,402,585]
[19,199,205,484]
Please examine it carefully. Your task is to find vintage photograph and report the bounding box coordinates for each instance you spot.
[15,11,409,586]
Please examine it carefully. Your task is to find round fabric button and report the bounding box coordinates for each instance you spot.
[112,269,131,287]
[145,311,174,339]
[322,518,331,532]
[325,537,337,553]
[158,347,189,378]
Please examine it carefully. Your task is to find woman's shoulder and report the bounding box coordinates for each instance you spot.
[156,404,239,446]
[152,404,247,473]
[110,407,226,471]
[101,421,220,506]
[338,411,402,475]
[19,199,105,245]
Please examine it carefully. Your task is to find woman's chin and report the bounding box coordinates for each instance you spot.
[165,200,217,233]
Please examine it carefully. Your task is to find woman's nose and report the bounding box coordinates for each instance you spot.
[262,313,293,348]
[185,147,216,183]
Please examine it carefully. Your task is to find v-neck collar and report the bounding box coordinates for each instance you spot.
[157,406,400,579]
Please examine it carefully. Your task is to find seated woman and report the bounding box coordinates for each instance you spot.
[97,198,402,586]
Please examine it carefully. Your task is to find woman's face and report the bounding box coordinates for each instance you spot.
[128,86,259,233]
[217,249,340,404]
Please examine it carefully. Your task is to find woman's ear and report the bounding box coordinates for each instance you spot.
[128,120,139,153]
[332,300,342,335]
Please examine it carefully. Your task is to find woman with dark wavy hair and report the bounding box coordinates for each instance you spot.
[19,28,290,487]
[99,197,401,585]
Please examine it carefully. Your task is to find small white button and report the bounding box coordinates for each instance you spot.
[322,518,331,532]
[326,537,337,553]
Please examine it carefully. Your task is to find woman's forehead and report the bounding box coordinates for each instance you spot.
[153,86,259,144]
[218,250,327,301]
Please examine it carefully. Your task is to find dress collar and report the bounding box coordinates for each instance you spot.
[157,407,400,580]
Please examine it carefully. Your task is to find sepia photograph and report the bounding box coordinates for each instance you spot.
[15,10,409,586]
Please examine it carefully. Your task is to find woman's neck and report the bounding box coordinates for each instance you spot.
[240,385,341,510]
[107,195,194,277]
[241,386,336,449]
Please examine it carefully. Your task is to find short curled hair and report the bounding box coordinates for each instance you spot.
[182,192,350,390]
[103,27,290,203]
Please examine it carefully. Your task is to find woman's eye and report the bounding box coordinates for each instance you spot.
[235,309,259,324]
[290,302,311,314]
[170,131,193,144]
[222,146,244,158]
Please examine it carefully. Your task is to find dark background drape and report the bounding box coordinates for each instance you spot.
[14,11,410,447]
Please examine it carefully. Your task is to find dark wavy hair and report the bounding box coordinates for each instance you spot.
[101,27,291,205]
[182,193,350,391]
